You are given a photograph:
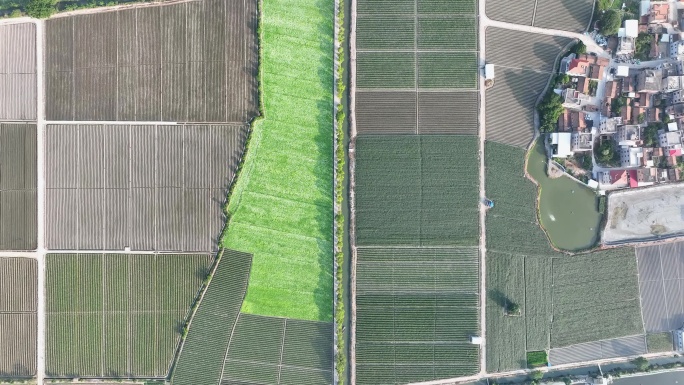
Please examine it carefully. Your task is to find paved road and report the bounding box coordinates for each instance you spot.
[613,371,684,385]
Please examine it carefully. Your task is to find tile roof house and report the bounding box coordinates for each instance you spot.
[650,3,669,23]
[588,64,605,80]
[605,80,620,98]
[565,59,591,77]
[599,170,629,189]
[621,100,633,123]
[577,77,590,94]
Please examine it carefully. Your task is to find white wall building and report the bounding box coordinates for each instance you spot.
[551,132,573,158]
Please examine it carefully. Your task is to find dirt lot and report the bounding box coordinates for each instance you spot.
[603,184,684,244]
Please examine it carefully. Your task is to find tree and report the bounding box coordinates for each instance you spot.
[611,96,627,116]
[596,139,620,166]
[25,0,56,19]
[537,91,564,133]
[508,302,520,315]
[573,41,587,55]
[631,356,649,371]
[643,123,660,147]
[530,370,544,381]
[556,73,570,86]
[600,9,622,36]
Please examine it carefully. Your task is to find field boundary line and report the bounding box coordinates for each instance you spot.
[356,49,479,53]
[356,245,479,249]
[634,250,649,336]
[35,16,47,385]
[49,0,203,19]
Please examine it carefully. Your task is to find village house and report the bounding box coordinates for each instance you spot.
[572,132,593,152]
[620,146,644,168]
[637,69,663,94]
[598,169,629,189]
[658,128,683,150]
[617,20,640,55]
[617,125,642,147]
[629,168,657,187]
[562,88,590,110]
[560,53,606,80]
[558,110,588,131]
[648,3,669,24]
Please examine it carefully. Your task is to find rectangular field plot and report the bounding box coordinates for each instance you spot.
[0,123,37,250]
[486,28,572,73]
[221,314,333,385]
[45,124,246,251]
[45,253,211,378]
[533,0,593,32]
[637,242,684,332]
[356,91,478,134]
[356,52,415,89]
[0,258,37,378]
[0,23,36,121]
[485,0,535,26]
[549,335,647,366]
[355,135,479,246]
[418,16,477,50]
[356,247,480,384]
[418,52,478,89]
[45,0,258,122]
[356,16,415,50]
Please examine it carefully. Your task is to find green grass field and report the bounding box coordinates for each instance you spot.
[223,0,334,322]
[647,332,674,353]
[526,351,548,368]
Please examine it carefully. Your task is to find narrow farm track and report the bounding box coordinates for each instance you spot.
[35,18,47,385]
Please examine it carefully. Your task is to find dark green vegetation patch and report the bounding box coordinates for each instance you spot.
[526,351,548,368]
[418,52,478,89]
[355,135,479,246]
[356,247,480,384]
[46,253,211,377]
[356,52,415,89]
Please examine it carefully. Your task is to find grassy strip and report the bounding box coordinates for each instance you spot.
[333,0,346,380]
[646,332,674,353]
[222,0,334,321]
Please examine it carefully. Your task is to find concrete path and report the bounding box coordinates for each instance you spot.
[35,18,46,385]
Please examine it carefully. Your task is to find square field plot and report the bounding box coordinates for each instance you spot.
[0,123,37,250]
[45,0,258,122]
[45,253,211,378]
[355,135,479,246]
[356,247,480,384]
[45,124,246,251]
[0,23,36,121]
[0,258,37,377]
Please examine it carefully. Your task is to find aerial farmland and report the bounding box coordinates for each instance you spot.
[6,0,684,382]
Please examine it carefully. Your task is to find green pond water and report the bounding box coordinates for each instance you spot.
[527,139,602,251]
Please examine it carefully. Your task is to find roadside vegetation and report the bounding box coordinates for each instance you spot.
[537,92,563,133]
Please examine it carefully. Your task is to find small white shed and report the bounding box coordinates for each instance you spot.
[470,336,483,345]
[484,64,495,80]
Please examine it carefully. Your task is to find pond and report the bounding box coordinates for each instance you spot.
[527,138,602,251]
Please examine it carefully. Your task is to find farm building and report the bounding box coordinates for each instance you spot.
[485,64,495,80]
[551,132,573,158]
